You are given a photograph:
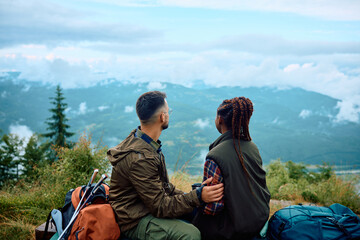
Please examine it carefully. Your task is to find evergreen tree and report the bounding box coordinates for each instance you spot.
[0,133,23,186]
[21,134,47,181]
[43,85,74,149]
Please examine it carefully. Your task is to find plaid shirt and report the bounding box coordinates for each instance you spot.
[203,159,224,215]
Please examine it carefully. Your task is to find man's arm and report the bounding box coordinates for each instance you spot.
[129,153,200,218]
[129,153,223,218]
[167,182,184,195]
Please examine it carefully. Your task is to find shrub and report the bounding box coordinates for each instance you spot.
[301,190,319,203]
[266,159,360,213]
[266,159,291,197]
[0,132,111,240]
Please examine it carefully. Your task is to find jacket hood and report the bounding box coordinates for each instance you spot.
[107,129,154,166]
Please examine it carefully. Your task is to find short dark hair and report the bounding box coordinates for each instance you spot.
[136,91,167,124]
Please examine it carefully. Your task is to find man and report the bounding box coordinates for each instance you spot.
[193,97,270,240]
[108,91,224,240]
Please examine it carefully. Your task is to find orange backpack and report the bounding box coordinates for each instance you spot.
[67,184,120,240]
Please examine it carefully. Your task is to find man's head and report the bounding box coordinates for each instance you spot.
[136,91,169,129]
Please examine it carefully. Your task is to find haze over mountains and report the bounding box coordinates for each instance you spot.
[1,72,360,174]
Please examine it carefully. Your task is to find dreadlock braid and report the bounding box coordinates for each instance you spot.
[217,96,254,193]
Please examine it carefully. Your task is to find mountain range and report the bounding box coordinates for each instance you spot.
[1,72,360,175]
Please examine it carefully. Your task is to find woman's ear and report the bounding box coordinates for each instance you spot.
[218,115,224,125]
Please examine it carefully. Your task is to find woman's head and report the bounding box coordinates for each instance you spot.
[216,97,255,194]
[217,97,253,141]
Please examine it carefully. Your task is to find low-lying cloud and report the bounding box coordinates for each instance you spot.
[9,124,34,144]
[147,82,167,90]
[78,102,87,115]
[194,118,210,129]
[98,105,109,111]
[299,109,312,119]
[124,106,134,113]
[1,51,359,123]
[335,96,360,123]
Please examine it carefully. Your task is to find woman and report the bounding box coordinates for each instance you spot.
[193,97,270,240]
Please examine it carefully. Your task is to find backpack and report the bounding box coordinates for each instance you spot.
[267,203,360,240]
[43,183,121,240]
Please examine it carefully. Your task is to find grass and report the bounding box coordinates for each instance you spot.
[0,182,58,240]
[0,214,36,240]
[1,140,359,240]
[266,160,360,213]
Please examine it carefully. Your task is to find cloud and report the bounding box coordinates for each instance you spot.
[0,56,106,88]
[21,85,31,92]
[98,105,109,111]
[102,0,360,21]
[1,42,359,124]
[106,136,122,146]
[272,117,279,124]
[2,51,359,101]
[65,107,72,114]
[213,35,360,56]
[78,102,87,115]
[194,118,210,129]
[9,124,34,143]
[15,35,357,57]
[0,0,161,48]
[334,96,360,123]
[299,109,312,119]
[124,106,134,113]
[197,149,208,163]
[1,91,7,98]
[284,63,314,73]
[146,82,167,90]
[2,50,360,100]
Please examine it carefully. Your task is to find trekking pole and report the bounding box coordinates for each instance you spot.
[72,169,99,219]
[76,174,108,212]
[57,172,106,240]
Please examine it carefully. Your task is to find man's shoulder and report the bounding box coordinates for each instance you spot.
[115,130,153,152]
[123,146,160,165]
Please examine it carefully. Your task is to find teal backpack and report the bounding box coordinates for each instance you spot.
[267,203,360,240]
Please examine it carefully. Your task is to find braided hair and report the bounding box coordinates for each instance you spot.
[217,97,254,191]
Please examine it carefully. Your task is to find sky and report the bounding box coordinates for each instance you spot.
[1,0,360,123]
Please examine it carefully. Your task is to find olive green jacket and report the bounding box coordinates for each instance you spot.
[108,129,200,232]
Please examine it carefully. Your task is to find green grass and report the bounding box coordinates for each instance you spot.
[266,159,360,213]
[1,141,359,239]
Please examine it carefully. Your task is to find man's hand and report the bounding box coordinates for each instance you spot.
[201,177,224,203]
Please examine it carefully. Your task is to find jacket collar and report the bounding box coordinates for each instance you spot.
[135,127,162,153]
[209,130,233,151]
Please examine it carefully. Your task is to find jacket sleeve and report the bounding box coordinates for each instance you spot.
[168,182,184,195]
[128,153,200,218]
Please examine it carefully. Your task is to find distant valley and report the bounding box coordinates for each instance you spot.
[1,72,360,174]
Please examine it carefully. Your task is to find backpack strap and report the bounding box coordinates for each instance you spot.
[71,186,84,209]
[103,183,110,201]
[51,209,63,236]
[327,217,351,237]
[41,210,53,240]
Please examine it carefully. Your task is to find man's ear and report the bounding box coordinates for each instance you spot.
[159,112,165,123]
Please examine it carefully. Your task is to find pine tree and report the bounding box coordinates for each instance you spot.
[43,85,74,149]
[21,134,47,181]
[0,133,23,186]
